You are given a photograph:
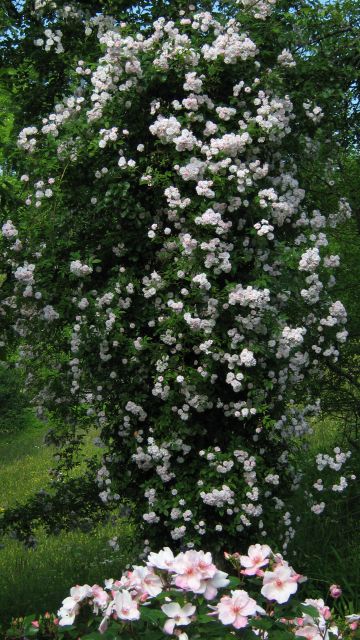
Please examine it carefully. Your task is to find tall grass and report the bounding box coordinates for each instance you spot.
[288,414,360,611]
[0,525,135,623]
[0,416,53,509]
[0,420,136,624]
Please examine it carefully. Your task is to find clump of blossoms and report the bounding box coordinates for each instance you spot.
[7,543,357,639]
[0,0,354,552]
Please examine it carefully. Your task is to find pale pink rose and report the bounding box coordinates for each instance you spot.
[261,565,299,604]
[346,614,360,628]
[57,599,80,626]
[70,584,93,601]
[115,573,132,590]
[130,565,163,597]
[57,585,92,627]
[161,602,196,634]
[295,625,323,640]
[216,589,259,629]
[199,569,229,600]
[147,547,175,571]
[273,552,287,565]
[112,590,140,620]
[240,544,271,576]
[92,585,109,612]
[302,598,331,622]
[173,550,217,591]
[104,579,114,589]
[31,621,40,628]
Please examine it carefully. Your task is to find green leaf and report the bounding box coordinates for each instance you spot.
[251,617,274,630]
[140,607,166,624]
[268,631,294,640]
[299,604,320,619]
[227,576,241,588]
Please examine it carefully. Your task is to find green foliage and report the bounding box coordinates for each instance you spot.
[288,414,360,609]
[0,422,136,625]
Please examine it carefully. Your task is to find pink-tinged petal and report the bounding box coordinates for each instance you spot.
[130,607,141,621]
[113,590,141,620]
[162,602,181,618]
[203,583,217,600]
[58,613,76,627]
[240,555,254,568]
[147,547,175,571]
[98,617,109,634]
[237,599,257,617]
[182,604,196,617]
[61,596,76,609]
[164,619,176,634]
[218,608,236,626]
[233,615,248,629]
[186,574,202,591]
[261,581,297,604]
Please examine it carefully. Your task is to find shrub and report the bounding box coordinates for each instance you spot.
[0,0,355,553]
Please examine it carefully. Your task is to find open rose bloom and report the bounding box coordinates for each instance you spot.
[161,602,196,634]
[240,543,271,576]
[261,564,300,604]
[215,589,262,628]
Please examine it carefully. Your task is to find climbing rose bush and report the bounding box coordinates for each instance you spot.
[0,0,355,551]
[6,544,359,639]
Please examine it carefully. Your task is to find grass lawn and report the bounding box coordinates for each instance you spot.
[0,420,136,624]
[0,415,54,510]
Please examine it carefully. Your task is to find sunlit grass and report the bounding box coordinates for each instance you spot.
[0,523,135,623]
[0,418,136,624]
[308,413,345,453]
[0,417,54,509]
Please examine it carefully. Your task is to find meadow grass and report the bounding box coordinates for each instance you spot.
[0,415,54,510]
[0,420,136,624]
[288,413,360,612]
[0,525,135,624]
